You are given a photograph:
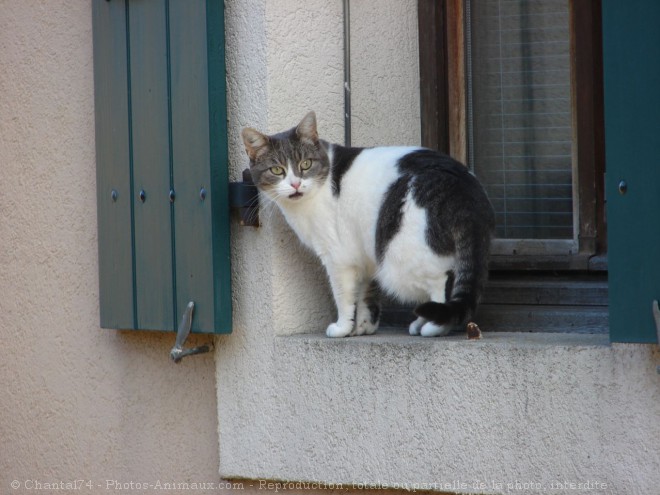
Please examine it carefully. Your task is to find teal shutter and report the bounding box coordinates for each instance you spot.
[92,0,231,334]
[603,0,660,343]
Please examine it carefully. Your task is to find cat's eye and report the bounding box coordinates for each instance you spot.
[300,159,312,171]
[269,166,285,176]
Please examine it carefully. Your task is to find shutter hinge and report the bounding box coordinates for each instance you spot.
[229,168,259,227]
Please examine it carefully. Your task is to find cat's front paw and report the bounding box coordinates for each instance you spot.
[354,303,379,336]
[326,322,353,338]
[353,319,379,336]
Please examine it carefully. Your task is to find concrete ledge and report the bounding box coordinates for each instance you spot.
[218,327,660,493]
[287,328,611,348]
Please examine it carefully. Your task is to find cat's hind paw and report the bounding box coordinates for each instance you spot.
[326,322,353,338]
[409,316,426,336]
[420,321,452,337]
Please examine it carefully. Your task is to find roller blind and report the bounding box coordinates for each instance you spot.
[467,0,573,240]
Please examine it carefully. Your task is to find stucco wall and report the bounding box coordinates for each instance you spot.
[222,333,660,495]
[218,1,660,495]
[350,0,420,146]
[0,2,221,491]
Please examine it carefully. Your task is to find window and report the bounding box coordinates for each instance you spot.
[92,0,231,333]
[468,0,574,241]
[410,0,608,333]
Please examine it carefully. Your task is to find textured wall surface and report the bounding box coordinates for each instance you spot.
[221,332,660,495]
[351,0,420,146]
[0,2,220,490]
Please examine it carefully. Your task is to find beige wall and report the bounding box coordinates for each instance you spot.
[0,2,220,490]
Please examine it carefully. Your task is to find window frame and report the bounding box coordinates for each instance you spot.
[409,0,609,335]
[418,0,606,271]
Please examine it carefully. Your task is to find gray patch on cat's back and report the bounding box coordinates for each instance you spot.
[329,145,364,196]
[397,150,494,256]
[375,174,411,262]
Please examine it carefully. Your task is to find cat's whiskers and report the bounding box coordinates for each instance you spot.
[244,201,261,226]
[258,191,285,226]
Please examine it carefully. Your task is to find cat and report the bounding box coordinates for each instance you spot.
[242,111,495,338]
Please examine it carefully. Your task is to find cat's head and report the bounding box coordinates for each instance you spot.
[241,111,330,204]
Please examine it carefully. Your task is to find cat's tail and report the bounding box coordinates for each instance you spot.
[413,238,490,330]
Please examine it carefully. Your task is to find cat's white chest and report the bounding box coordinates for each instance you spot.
[279,188,338,259]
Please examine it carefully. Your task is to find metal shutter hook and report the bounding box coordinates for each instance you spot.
[170,302,211,363]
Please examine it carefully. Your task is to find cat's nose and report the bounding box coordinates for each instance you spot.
[291,181,301,190]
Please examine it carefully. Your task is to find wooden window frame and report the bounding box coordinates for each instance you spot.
[418,0,606,271]
[412,0,608,334]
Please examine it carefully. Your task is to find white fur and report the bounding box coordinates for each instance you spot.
[271,145,456,338]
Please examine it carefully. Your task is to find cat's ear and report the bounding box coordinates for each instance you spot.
[296,111,318,144]
[241,127,271,161]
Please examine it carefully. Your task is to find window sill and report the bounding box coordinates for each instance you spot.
[283,327,610,348]
[380,271,609,334]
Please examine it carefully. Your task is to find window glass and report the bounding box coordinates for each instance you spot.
[467,0,573,240]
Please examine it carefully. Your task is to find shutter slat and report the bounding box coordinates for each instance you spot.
[604,0,660,343]
[170,0,216,333]
[93,0,135,329]
[129,0,176,330]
